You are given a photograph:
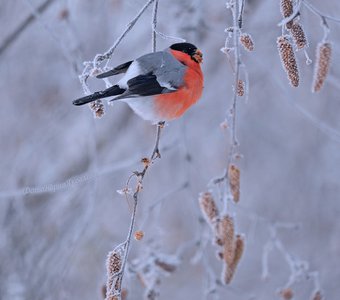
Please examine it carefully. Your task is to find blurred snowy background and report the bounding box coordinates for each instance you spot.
[1,0,339,299]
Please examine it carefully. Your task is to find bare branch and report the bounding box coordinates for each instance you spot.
[303,0,340,24]
[99,0,155,68]
[152,0,159,52]
[111,122,164,298]
[23,0,80,73]
[0,0,55,56]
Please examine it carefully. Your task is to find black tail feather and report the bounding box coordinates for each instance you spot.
[72,85,125,106]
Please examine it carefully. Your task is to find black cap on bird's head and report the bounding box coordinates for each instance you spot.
[170,42,203,63]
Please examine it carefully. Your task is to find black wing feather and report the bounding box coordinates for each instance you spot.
[73,85,125,106]
[127,74,165,96]
[96,61,133,78]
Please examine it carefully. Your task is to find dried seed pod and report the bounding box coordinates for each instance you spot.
[311,291,322,300]
[216,251,224,260]
[141,157,150,167]
[277,36,299,87]
[154,259,177,273]
[279,288,294,300]
[145,288,159,300]
[106,251,122,294]
[312,42,332,92]
[90,100,105,118]
[101,285,107,299]
[106,288,127,300]
[220,215,235,266]
[134,230,144,241]
[198,192,219,227]
[232,234,244,269]
[221,262,230,285]
[280,0,294,29]
[228,164,240,203]
[58,8,69,20]
[121,288,128,300]
[106,251,122,277]
[222,234,245,284]
[290,22,307,50]
[237,80,245,96]
[240,33,254,51]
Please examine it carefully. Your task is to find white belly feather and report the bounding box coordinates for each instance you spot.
[122,97,159,124]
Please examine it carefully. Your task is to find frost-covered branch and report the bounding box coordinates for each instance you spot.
[79,0,156,94]
[261,222,323,299]
[107,121,164,299]
[102,2,165,297]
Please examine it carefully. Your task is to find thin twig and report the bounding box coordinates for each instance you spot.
[0,0,55,56]
[23,0,80,73]
[238,0,245,29]
[152,0,159,52]
[101,0,155,68]
[116,122,164,296]
[154,29,186,42]
[230,0,241,155]
[303,0,340,23]
[108,3,162,294]
[80,0,155,94]
[214,0,242,194]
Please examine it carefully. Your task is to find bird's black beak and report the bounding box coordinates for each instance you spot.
[193,49,203,63]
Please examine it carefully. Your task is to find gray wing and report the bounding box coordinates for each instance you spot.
[136,50,186,90]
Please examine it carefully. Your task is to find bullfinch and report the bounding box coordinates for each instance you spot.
[73,43,203,123]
